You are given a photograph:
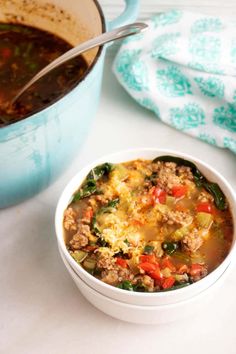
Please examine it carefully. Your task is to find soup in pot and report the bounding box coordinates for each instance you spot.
[0,22,88,127]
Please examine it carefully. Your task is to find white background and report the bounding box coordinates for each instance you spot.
[1,2,236,354]
[100,0,236,18]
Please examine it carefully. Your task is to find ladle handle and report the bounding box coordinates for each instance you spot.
[12,22,148,104]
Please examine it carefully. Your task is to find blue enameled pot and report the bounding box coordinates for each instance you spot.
[0,0,140,208]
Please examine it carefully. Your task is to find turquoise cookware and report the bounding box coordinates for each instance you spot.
[0,0,140,208]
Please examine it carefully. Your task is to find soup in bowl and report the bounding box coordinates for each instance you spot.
[55,149,236,306]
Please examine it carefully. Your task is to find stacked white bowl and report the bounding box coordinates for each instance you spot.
[55,149,236,324]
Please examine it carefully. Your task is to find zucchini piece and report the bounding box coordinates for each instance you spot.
[172,226,189,241]
[71,250,88,263]
[161,267,172,278]
[196,212,213,228]
[172,251,191,264]
[166,196,175,207]
[83,257,96,270]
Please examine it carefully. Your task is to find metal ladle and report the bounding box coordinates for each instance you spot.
[11,22,148,104]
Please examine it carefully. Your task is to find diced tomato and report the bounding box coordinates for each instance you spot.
[140,254,158,264]
[189,263,204,276]
[1,47,11,59]
[177,264,189,274]
[162,276,175,289]
[83,245,98,252]
[161,256,176,272]
[83,208,93,221]
[151,186,166,204]
[171,185,188,198]
[130,219,144,227]
[140,194,153,207]
[149,267,163,281]
[139,262,158,273]
[116,257,128,268]
[196,202,213,214]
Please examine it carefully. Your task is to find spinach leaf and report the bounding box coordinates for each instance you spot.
[91,198,119,243]
[162,242,179,255]
[117,280,134,291]
[72,163,113,202]
[153,155,227,210]
[87,163,113,181]
[99,198,120,214]
[91,215,102,237]
[202,182,226,211]
[143,245,154,254]
[145,172,158,186]
[73,180,97,202]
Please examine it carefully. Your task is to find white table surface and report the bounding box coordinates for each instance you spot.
[1,53,236,354]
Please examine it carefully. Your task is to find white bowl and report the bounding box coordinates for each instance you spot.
[59,246,232,324]
[55,148,236,306]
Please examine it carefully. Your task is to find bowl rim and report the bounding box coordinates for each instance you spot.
[55,147,236,298]
[59,243,232,310]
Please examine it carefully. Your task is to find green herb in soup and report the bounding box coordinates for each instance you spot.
[0,22,88,127]
[63,158,233,292]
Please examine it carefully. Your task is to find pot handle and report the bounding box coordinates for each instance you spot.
[107,0,140,30]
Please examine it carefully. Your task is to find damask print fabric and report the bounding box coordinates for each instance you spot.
[113,10,236,154]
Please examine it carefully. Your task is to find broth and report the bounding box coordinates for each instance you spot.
[0,22,88,127]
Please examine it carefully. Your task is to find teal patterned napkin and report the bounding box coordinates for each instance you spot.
[113,10,236,154]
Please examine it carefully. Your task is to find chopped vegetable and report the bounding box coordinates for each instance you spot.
[145,172,158,185]
[99,198,120,214]
[139,262,158,273]
[161,256,176,272]
[196,202,213,214]
[140,254,158,264]
[172,226,189,241]
[162,276,175,289]
[143,245,155,254]
[166,196,176,207]
[189,263,205,276]
[171,185,188,198]
[196,212,213,228]
[71,250,88,263]
[73,179,97,201]
[83,257,97,271]
[162,282,190,291]
[117,280,133,291]
[162,242,178,255]
[149,268,163,281]
[87,163,113,181]
[151,186,166,204]
[116,257,128,268]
